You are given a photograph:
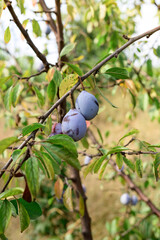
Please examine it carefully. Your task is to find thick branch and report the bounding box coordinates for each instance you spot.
[4,0,49,70]
[70,168,93,240]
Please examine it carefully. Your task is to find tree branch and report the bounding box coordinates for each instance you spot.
[87,129,160,218]
[39,0,57,35]
[1,25,160,180]
[4,0,49,70]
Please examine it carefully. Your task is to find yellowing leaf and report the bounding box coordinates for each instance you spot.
[54,178,64,199]
[63,187,73,211]
[46,67,55,81]
[59,74,78,98]
[0,0,4,17]
[4,26,11,44]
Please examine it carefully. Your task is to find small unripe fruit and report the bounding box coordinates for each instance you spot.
[120,193,131,205]
[49,123,62,137]
[82,184,86,193]
[116,165,124,172]
[131,195,138,206]
[84,156,92,165]
[45,25,51,35]
[76,91,99,120]
[62,109,87,141]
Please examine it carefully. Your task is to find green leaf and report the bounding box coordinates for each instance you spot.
[4,86,13,111]
[60,43,76,57]
[42,142,80,170]
[0,200,12,234]
[59,74,78,98]
[105,67,129,79]
[17,0,25,14]
[119,129,139,142]
[22,123,45,136]
[0,187,24,200]
[146,59,153,77]
[79,194,84,217]
[47,80,57,101]
[18,198,42,220]
[154,153,160,181]
[12,148,27,163]
[0,234,8,240]
[33,86,44,106]
[63,187,73,211]
[53,69,62,87]
[83,159,97,178]
[107,146,129,155]
[93,77,117,108]
[0,76,11,88]
[65,62,83,76]
[94,154,107,173]
[0,0,4,18]
[98,160,109,179]
[4,27,11,44]
[81,136,89,149]
[18,200,30,232]
[153,46,160,58]
[135,158,143,178]
[116,152,123,169]
[12,83,23,107]
[139,93,149,111]
[25,157,39,199]
[123,156,135,172]
[32,19,42,37]
[0,136,18,154]
[42,134,80,169]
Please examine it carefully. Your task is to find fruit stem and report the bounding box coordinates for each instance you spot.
[79,76,85,90]
[69,91,75,109]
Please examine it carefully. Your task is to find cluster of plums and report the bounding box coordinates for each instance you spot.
[120,193,138,206]
[49,91,99,141]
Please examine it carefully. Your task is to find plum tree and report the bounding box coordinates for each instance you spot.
[61,109,87,141]
[120,193,131,205]
[76,91,99,120]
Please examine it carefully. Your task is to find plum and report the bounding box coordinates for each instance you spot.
[131,195,138,206]
[62,109,87,141]
[45,25,51,35]
[75,91,99,120]
[120,193,131,205]
[84,156,92,164]
[49,123,62,137]
[116,165,124,172]
[82,184,86,193]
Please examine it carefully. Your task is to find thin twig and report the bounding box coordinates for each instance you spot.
[4,0,49,70]
[120,212,153,237]
[13,69,46,81]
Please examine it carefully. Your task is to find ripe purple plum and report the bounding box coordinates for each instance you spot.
[84,156,92,165]
[49,123,62,137]
[120,193,131,205]
[45,25,51,35]
[76,91,99,120]
[131,195,138,206]
[62,109,87,141]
